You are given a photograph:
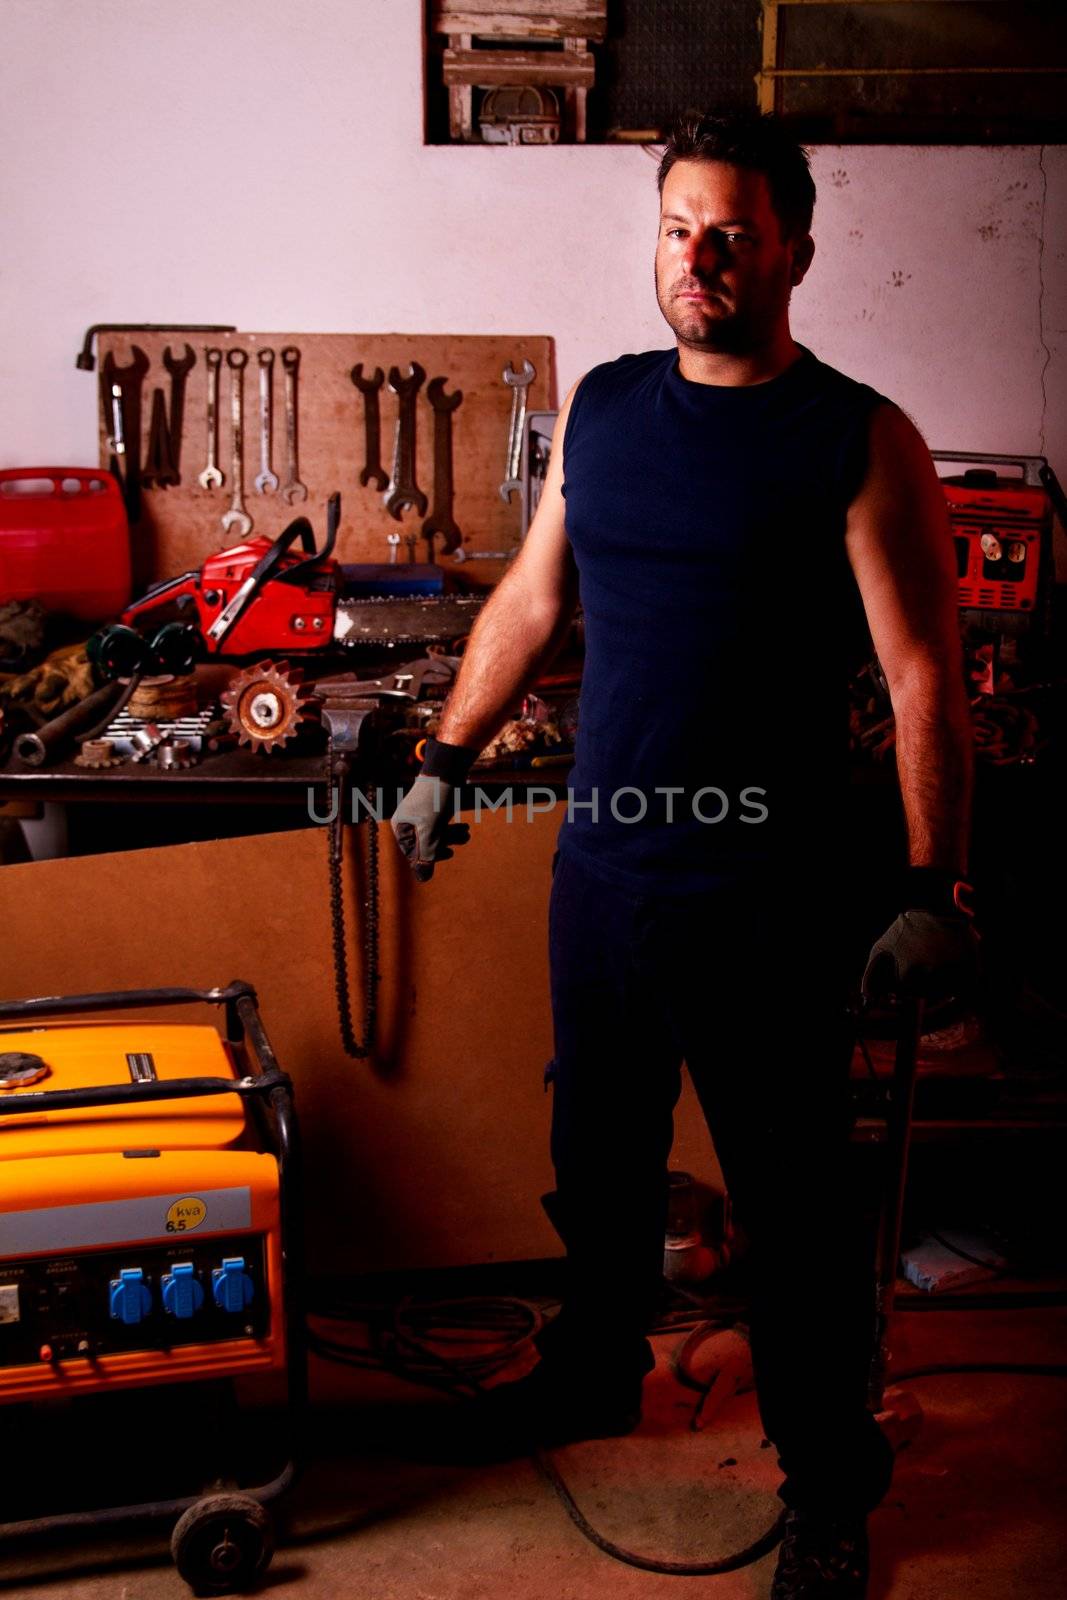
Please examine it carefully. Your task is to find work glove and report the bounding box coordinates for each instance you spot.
[390,736,476,883]
[862,868,980,1004]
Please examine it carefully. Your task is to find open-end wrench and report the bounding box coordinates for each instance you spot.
[221,348,252,536]
[384,363,428,520]
[198,348,225,489]
[254,348,279,493]
[101,356,125,480]
[280,346,308,504]
[351,363,388,490]
[500,358,535,503]
[161,342,196,484]
[421,376,463,558]
[102,345,150,522]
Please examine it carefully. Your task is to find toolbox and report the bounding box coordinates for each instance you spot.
[0,980,302,1594]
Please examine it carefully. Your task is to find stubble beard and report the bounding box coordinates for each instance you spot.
[655,266,752,355]
[655,262,792,356]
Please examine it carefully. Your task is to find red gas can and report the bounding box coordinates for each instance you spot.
[0,468,131,621]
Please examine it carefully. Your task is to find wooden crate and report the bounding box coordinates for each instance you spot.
[96,332,553,591]
[431,1,607,142]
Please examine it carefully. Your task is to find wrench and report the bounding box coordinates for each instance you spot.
[221,348,252,536]
[280,346,308,504]
[101,359,125,473]
[102,345,150,522]
[500,358,535,503]
[421,376,463,558]
[350,363,388,490]
[198,348,225,489]
[143,386,177,488]
[384,363,428,520]
[254,348,279,493]
[161,342,196,484]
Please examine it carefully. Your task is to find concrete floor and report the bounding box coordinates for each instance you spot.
[1,1301,1064,1599]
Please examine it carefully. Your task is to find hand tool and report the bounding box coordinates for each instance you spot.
[112,494,486,656]
[198,349,225,490]
[500,358,535,503]
[76,323,234,372]
[313,654,461,703]
[102,346,150,522]
[143,387,178,489]
[221,349,253,536]
[451,545,512,563]
[161,343,196,484]
[101,360,125,481]
[350,364,388,490]
[280,346,308,504]
[421,376,463,558]
[384,363,428,520]
[254,349,279,493]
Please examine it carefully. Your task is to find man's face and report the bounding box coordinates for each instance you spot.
[654,160,813,354]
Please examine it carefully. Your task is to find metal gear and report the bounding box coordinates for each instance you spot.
[219,659,319,755]
[151,738,198,771]
[129,723,165,763]
[75,737,123,769]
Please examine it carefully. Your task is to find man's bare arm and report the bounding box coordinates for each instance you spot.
[844,403,973,872]
[436,380,583,751]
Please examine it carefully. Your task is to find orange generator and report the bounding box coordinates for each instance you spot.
[0,980,302,1593]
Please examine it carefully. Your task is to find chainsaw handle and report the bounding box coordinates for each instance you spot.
[273,492,341,587]
[254,515,316,580]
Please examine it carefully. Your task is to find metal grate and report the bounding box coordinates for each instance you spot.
[103,707,217,758]
[589,0,764,137]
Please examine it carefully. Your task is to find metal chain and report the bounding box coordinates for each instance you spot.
[327,734,380,1059]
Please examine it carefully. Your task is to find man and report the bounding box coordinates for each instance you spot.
[392,112,978,1599]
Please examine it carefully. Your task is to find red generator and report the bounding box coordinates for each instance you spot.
[933,451,1060,639]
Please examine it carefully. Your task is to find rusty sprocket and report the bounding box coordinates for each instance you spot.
[219,659,319,754]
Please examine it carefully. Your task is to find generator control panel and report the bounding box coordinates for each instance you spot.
[0,1232,269,1366]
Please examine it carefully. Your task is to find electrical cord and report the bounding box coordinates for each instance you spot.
[306,1287,1067,1577]
[531,1447,787,1576]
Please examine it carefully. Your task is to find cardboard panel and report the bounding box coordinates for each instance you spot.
[0,802,722,1274]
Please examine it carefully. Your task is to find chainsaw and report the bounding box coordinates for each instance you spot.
[92,493,484,677]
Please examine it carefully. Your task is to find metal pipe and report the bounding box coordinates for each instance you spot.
[13,682,125,767]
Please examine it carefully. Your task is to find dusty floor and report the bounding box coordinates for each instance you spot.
[0,1300,1064,1599]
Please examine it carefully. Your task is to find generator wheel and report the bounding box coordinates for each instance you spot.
[171,1492,274,1595]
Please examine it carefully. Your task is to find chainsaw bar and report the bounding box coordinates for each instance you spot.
[333,594,484,647]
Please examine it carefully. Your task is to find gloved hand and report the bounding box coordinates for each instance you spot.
[390,736,477,883]
[862,868,980,1003]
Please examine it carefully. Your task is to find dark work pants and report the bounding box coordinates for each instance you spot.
[539,845,894,1517]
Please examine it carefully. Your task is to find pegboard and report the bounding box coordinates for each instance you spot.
[95,332,553,591]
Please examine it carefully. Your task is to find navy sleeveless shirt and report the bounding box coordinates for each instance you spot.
[556,344,893,894]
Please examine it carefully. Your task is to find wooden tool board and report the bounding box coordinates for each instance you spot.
[96,332,554,590]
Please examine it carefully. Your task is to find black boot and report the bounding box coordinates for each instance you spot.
[770,1507,870,1598]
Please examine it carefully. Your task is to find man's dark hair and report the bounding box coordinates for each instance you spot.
[656,111,816,242]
